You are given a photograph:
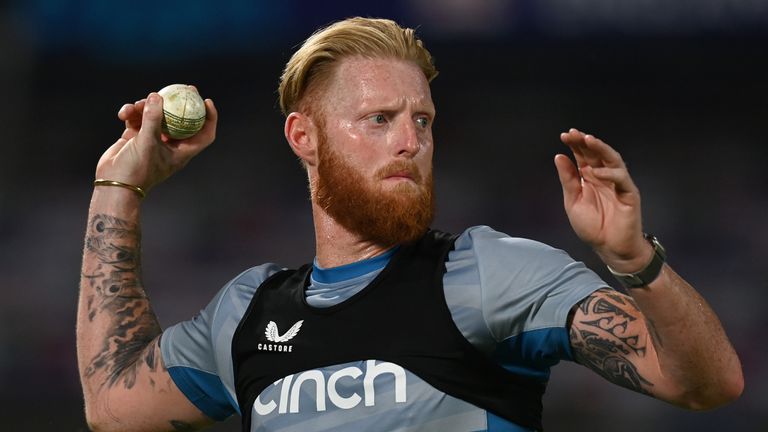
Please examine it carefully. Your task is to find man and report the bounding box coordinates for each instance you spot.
[77,17,743,432]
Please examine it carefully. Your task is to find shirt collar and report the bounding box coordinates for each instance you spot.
[312,247,398,284]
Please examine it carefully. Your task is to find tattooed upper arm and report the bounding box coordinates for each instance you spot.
[79,214,214,431]
[569,288,663,397]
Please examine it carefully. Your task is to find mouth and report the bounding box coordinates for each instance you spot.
[384,171,414,181]
[377,160,423,185]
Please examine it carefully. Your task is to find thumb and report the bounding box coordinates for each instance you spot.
[554,154,581,207]
[136,93,164,146]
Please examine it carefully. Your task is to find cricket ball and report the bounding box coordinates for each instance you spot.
[157,84,206,140]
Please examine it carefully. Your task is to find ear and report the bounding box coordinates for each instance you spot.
[284,112,318,167]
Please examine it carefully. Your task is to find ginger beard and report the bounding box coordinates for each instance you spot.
[314,129,434,246]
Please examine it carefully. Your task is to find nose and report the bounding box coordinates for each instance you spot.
[392,117,420,158]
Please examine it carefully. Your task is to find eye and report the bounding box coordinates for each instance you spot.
[416,117,429,128]
[370,114,386,124]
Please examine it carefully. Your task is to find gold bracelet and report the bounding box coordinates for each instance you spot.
[93,179,146,199]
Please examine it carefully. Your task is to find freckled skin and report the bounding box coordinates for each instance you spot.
[319,57,435,193]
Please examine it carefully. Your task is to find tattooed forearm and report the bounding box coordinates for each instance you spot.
[82,215,145,317]
[570,289,655,396]
[81,213,162,390]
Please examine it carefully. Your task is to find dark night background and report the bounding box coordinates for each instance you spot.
[1,1,766,430]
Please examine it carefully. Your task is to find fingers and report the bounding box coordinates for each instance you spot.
[118,99,146,123]
[113,90,216,165]
[559,128,640,199]
[117,93,216,148]
[560,129,589,168]
[135,93,164,146]
[194,98,218,145]
[554,153,581,207]
[118,103,134,121]
[560,128,624,169]
[592,166,639,196]
[205,98,218,131]
[118,99,147,141]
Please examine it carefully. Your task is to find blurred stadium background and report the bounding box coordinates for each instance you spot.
[0,0,766,430]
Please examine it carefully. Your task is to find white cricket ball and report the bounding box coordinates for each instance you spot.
[157,84,206,140]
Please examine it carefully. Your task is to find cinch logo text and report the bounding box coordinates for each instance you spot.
[254,360,407,415]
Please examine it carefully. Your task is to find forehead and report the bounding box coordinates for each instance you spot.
[321,56,433,115]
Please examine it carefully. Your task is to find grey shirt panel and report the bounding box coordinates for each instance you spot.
[464,226,609,343]
[161,226,608,431]
[161,263,284,404]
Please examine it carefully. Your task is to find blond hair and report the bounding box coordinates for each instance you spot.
[278,17,438,116]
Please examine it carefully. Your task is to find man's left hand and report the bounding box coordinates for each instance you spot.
[554,128,653,273]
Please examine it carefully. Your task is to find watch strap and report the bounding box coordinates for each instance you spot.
[608,234,666,289]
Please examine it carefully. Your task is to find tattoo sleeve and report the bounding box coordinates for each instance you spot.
[569,289,655,396]
[81,213,162,390]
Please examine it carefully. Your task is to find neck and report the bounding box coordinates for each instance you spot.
[311,200,394,268]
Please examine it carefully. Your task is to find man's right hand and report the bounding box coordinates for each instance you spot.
[95,91,218,194]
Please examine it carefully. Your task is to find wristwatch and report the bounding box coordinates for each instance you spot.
[607,233,666,289]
